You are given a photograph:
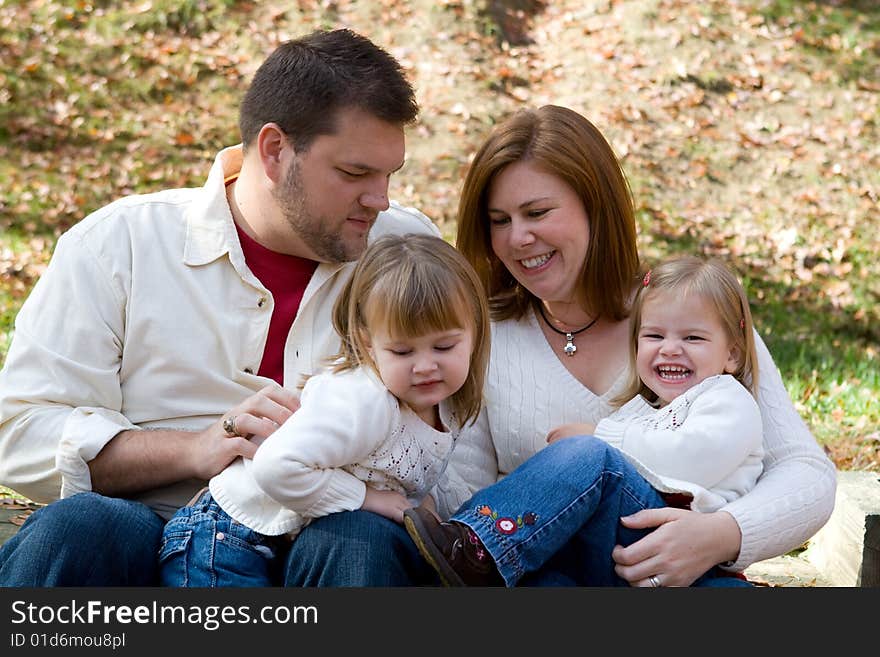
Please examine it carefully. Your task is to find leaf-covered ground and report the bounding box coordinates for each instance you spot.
[1,0,878,480]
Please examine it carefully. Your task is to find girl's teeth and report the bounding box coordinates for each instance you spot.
[658,367,690,380]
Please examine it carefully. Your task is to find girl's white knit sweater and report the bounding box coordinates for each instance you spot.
[212,367,458,537]
[593,374,764,513]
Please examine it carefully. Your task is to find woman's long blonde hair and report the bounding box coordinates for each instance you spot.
[330,233,491,426]
[614,256,759,406]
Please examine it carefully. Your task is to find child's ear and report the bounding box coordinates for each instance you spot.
[724,345,740,374]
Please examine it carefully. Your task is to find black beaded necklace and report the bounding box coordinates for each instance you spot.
[537,303,598,357]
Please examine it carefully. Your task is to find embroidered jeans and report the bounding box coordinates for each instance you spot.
[450,435,752,587]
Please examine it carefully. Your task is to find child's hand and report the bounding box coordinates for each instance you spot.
[361,487,412,524]
[546,422,596,444]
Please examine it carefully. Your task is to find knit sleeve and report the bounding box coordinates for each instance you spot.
[250,370,395,517]
[719,331,837,570]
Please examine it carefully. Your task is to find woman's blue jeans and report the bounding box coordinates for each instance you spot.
[450,435,751,587]
[0,492,165,586]
[284,510,440,586]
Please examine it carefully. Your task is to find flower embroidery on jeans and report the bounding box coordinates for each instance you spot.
[475,505,538,535]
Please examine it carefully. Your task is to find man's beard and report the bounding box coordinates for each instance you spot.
[274,160,368,263]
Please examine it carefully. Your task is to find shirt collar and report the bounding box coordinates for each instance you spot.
[181,145,348,290]
[183,145,244,267]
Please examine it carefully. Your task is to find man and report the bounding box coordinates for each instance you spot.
[0,28,439,586]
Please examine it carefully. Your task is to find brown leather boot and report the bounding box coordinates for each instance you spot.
[403,507,504,586]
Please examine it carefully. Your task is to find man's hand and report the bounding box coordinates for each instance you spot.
[611,508,742,587]
[90,383,300,496]
[189,383,301,480]
[546,422,596,445]
[361,488,412,524]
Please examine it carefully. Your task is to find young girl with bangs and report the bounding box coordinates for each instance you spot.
[404,255,765,587]
[159,233,490,587]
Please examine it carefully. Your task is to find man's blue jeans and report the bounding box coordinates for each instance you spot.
[0,491,435,587]
[0,438,751,587]
[0,493,436,587]
[449,436,752,587]
[0,492,165,586]
[284,510,440,586]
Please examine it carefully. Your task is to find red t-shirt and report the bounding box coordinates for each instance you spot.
[233,222,318,386]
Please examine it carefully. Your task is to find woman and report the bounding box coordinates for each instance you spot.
[428,105,836,587]
[285,105,835,587]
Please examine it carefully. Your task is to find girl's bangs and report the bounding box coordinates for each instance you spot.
[365,274,471,340]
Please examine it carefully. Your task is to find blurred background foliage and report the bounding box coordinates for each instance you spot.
[0,0,877,502]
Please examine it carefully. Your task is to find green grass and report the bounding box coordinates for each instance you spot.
[0,485,29,502]
[628,0,880,467]
[631,197,880,469]
[758,0,880,83]
[744,275,879,458]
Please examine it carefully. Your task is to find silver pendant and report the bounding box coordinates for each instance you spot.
[564,333,577,356]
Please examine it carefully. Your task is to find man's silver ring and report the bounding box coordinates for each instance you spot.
[222,415,239,437]
[649,575,662,588]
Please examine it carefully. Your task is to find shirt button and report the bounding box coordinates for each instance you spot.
[257,296,267,308]
[216,532,225,541]
[244,368,254,374]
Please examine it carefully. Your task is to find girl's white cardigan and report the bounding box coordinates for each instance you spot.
[212,367,458,537]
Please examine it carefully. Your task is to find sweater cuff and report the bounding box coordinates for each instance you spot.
[305,472,367,517]
[593,419,626,449]
[719,504,758,570]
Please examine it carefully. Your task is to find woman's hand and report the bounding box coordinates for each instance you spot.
[611,508,742,587]
[546,422,596,444]
[361,488,412,524]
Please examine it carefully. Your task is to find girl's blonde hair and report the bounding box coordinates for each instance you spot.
[614,256,759,405]
[330,233,490,426]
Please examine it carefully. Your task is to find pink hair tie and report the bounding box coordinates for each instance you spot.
[740,318,745,330]
[642,270,651,287]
